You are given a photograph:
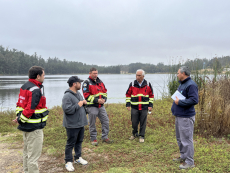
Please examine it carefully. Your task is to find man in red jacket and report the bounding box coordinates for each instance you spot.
[82,67,113,146]
[126,69,154,143]
[13,66,49,173]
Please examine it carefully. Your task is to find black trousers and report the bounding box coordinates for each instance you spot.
[131,109,148,138]
[65,127,84,163]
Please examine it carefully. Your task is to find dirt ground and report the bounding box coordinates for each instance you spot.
[0,134,66,173]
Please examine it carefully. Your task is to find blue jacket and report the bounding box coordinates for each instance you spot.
[171,77,198,118]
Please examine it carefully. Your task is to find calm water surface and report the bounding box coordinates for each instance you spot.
[0,74,169,111]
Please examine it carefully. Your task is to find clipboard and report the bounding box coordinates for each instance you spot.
[171,90,185,101]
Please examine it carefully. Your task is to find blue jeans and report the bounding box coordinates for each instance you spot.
[65,127,84,163]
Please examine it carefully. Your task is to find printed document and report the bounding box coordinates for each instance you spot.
[171,90,186,101]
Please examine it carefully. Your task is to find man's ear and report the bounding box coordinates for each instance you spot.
[37,74,41,80]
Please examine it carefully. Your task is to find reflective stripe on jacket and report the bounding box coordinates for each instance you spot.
[126,79,154,110]
[82,76,107,108]
[16,107,48,123]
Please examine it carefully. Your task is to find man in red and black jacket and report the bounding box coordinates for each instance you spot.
[126,69,154,143]
[82,67,113,146]
[13,66,49,173]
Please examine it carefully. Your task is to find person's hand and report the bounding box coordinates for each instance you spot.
[175,96,179,105]
[127,107,131,111]
[98,99,102,104]
[148,107,152,111]
[98,99,105,104]
[12,117,18,124]
[78,101,84,107]
[83,100,87,104]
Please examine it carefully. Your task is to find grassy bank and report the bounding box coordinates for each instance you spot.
[1,99,230,172]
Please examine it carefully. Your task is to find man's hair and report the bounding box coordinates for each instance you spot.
[136,69,145,76]
[28,66,44,79]
[69,82,74,87]
[179,66,190,76]
[90,67,97,73]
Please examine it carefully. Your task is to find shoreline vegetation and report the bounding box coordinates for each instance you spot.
[1,96,230,172]
[1,45,230,75]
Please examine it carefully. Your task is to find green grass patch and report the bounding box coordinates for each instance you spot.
[1,99,230,172]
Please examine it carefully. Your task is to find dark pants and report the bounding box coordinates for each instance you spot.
[65,127,84,163]
[131,109,148,138]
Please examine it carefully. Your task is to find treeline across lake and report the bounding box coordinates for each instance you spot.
[0,45,230,75]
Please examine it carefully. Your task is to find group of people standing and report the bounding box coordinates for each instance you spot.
[13,65,198,172]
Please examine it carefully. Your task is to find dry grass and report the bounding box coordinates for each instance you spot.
[196,76,230,137]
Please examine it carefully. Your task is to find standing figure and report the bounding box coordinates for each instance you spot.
[82,67,113,146]
[171,66,198,169]
[126,69,154,143]
[13,66,49,173]
[62,76,88,172]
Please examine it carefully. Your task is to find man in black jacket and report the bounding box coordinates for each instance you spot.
[62,76,88,172]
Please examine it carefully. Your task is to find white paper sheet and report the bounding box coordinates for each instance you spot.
[171,90,186,101]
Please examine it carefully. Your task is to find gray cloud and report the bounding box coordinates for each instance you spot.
[1,0,230,66]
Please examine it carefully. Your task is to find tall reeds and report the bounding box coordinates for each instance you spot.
[196,76,230,137]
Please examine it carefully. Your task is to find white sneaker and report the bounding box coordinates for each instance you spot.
[139,137,144,143]
[65,162,75,172]
[129,135,135,140]
[74,157,88,165]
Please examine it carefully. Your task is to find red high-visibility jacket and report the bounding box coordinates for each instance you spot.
[126,79,154,110]
[16,79,49,132]
[82,76,107,108]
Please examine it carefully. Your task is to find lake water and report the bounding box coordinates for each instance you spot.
[0,74,170,111]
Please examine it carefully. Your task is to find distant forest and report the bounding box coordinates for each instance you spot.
[0,45,230,75]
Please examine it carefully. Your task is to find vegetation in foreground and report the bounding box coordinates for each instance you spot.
[1,99,230,173]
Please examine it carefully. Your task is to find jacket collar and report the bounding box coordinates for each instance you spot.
[134,79,147,87]
[29,79,42,88]
[89,76,101,83]
[179,77,191,84]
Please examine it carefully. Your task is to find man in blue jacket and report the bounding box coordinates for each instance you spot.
[171,66,198,169]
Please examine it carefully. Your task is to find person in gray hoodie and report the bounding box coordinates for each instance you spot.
[62,76,88,172]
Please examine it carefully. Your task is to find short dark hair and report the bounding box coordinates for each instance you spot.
[28,66,44,79]
[90,67,97,73]
[69,82,74,87]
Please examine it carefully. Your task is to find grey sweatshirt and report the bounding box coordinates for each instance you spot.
[62,89,88,128]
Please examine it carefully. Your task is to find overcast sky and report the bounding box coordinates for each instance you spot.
[0,0,230,66]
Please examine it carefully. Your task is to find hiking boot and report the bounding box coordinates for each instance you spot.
[129,135,136,140]
[102,138,113,144]
[91,139,98,146]
[173,157,185,162]
[179,162,195,169]
[139,137,144,143]
[74,157,88,165]
[65,162,74,172]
